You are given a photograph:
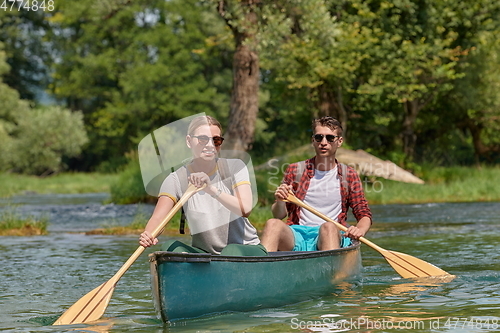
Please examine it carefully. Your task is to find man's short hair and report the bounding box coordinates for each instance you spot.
[312,116,343,136]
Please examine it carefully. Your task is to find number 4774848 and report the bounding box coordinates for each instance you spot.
[1,0,55,11]
[444,317,499,330]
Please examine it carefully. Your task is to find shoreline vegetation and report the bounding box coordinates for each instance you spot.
[1,165,500,236]
[0,207,48,236]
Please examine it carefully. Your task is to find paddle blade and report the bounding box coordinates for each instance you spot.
[53,280,116,326]
[381,249,451,278]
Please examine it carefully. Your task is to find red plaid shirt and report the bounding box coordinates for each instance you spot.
[282,157,372,227]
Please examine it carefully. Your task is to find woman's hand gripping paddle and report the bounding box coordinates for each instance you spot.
[285,191,452,279]
[53,183,204,326]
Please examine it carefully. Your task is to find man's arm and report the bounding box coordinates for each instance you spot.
[271,183,293,219]
[345,167,372,239]
[344,216,371,240]
[271,200,288,219]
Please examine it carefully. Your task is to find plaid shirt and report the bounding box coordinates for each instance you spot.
[282,157,372,227]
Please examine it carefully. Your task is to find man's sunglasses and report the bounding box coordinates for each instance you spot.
[313,134,340,143]
[191,135,225,147]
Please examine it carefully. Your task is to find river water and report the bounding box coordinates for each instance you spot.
[0,194,499,333]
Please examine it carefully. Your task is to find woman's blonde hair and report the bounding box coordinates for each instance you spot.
[187,115,222,135]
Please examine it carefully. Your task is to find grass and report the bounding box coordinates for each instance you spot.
[0,172,119,198]
[0,206,49,236]
[248,205,274,232]
[365,166,500,205]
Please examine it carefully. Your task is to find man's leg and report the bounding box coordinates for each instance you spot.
[317,222,341,250]
[260,218,295,252]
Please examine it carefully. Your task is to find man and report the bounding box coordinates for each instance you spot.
[260,116,372,252]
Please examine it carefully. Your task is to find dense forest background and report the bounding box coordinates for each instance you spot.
[1,0,500,177]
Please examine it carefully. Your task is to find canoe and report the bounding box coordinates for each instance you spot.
[148,242,362,322]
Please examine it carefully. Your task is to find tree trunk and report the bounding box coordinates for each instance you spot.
[221,1,260,152]
[464,117,500,164]
[402,99,421,160]
[316,83,348,136]
[468,122,485,164]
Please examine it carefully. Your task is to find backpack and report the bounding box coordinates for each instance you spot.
[174,158,235,234]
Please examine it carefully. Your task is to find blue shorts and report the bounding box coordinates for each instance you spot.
[290,225,352,251]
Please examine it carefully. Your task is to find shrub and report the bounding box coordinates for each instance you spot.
[2,106,88,175]
[110,159,152,204]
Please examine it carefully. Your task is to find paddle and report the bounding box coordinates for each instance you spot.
[53,183,204,326]
[285,191,451,278]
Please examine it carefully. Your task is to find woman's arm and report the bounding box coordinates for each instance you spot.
[206,181,253,218]
[190,171,254,218]
[139,196,175,247]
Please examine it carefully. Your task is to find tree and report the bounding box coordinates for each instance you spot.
[214,0,261,152]
[258,0,500,164]
[5,106,88,175]
[354,0,500,160]
[46,0,233,170]
[0,42,88,175]
[0,9,51,100]
[0,41,31,169]
[259,0,372,136]
[449,31,500,162]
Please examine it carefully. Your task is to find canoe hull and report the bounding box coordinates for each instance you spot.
[148,243,362,322]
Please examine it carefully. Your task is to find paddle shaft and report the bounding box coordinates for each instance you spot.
[53,183,204,325]
[102,183,204,286]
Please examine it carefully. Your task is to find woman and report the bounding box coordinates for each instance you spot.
[139,115,266,256]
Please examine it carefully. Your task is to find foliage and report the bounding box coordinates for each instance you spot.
[0,39,88,175]
[1,106,88,175]
[0,9,51,100]
[0,0,499,173]
[0,42,31,169]
[258,0,493,163]
[46,0,233,171]
[109,158,151,204]
[445,30,500,162]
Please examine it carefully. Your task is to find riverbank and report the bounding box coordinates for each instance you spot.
[1,166,499,235]
[0,207,48,236]
[364,165,500,204]
[2,166,499,205]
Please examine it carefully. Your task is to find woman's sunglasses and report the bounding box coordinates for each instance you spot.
[191,135,225,147]
[313,134,340,143]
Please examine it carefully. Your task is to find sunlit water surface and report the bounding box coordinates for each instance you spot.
[1,194,499,332]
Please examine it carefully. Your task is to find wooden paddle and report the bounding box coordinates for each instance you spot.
[53,183,204,326]
[285,191,451,278]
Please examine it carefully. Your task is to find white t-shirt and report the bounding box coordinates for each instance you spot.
[299,166,342,227]
[158,159,260,254]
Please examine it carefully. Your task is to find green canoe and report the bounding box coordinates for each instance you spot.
[148,242,362,322]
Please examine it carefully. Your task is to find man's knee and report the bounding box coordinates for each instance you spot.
[319,222,340,235]
[264,218,286,231]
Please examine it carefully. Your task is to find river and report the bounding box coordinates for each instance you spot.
[0,193,499,332]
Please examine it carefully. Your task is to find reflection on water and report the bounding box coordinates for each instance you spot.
[0,196,499,332]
